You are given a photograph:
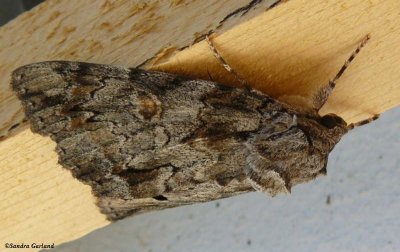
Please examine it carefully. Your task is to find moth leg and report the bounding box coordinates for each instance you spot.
[313,35,370,111]
[347,114,379,130]
[205,35,249,89]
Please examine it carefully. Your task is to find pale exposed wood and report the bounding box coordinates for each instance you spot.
[153,0,400,123]
[1,0,400,249]
[0,127,107,249]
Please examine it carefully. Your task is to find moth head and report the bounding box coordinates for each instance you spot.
[319,113,347,129]
[315,113,349,150]
[291,113,347,155]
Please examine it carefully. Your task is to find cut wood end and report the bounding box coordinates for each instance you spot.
[0,128,110,245]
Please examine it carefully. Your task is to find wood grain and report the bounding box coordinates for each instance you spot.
[1,0,399,249]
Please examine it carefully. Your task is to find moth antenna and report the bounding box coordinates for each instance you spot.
[205,35,249,89]
[313,35,370,112]
[347,114,379,130]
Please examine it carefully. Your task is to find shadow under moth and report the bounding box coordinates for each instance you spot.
[11,35,378,221]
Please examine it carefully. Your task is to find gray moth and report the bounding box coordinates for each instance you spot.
[11,36,377,221]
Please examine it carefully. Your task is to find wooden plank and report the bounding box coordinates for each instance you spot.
[0,126,107,248]
[1,0,399,249]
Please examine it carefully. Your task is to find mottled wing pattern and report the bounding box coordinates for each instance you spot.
[11,61,336,220]
[11,61,269,219]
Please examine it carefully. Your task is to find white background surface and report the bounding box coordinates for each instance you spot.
[50,107,400,252]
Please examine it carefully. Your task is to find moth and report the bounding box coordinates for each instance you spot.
[11,35,377,221]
